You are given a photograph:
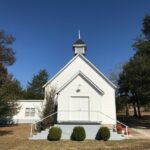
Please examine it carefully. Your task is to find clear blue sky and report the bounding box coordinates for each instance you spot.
[0,0,150,88]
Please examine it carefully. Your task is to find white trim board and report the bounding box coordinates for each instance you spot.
[17,100,44,102]
[56,71,104,95]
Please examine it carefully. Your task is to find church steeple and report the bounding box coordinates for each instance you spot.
[72,31,87,55]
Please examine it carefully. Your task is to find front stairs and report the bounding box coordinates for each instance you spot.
[29,123,126,140]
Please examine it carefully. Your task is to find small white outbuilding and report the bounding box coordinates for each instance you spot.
[13,100,43,123]
[43,37,117,126]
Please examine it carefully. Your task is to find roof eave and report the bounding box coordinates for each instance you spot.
[72,44,86,47]
[43,54,117,89]
[56,71,105,95]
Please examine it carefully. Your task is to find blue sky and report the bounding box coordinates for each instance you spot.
[0,0,150,88]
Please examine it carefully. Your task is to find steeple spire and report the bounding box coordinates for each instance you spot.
[78,30,81,39]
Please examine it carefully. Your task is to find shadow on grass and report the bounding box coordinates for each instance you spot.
[0,118,18,128]
[117,115,150,129]
[0,130,13,136]
[0,124,18,128]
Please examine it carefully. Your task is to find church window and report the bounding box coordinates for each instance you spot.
[25,108,35,117]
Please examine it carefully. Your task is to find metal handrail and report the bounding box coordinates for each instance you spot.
[30,112,57,137]
[58,110,128,126]
[58,110,129,138]
[30,110,128,138]
[97,110,128,138]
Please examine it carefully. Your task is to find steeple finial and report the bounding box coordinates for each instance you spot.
[78,30,81,39]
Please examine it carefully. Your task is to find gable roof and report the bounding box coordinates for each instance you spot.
[43,54,117,89]
[56,71,104,95]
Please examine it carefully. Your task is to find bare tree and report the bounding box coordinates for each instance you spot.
[0,30,16,66]
[38,87,57,130]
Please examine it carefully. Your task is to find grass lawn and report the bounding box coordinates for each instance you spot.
[0,124,150,150]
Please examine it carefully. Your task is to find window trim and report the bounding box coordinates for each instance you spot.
[25,108,35,117]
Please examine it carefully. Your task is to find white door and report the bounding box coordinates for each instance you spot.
[70,97,89,121]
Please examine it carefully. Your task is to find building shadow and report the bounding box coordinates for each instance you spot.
[0,118,18,127]
[0,130,14,136]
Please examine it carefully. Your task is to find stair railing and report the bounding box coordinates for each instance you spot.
[97,110,129,139]
[30,111,57,137]
[30,110,128,139]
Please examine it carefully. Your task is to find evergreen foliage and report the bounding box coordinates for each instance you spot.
[117,14,150,117]
[0,76,22,119]
[47,126,62,141]
[71,126,86,141]
[0,30,22,122]
[96,127,110,141]
[25,69,49,99]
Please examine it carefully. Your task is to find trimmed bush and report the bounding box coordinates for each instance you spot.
[47,126,62,141]
[96,127,110,141]
[71,126,86,141]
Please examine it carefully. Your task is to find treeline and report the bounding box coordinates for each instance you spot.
[0,30,49,119]
[116,15,150,117]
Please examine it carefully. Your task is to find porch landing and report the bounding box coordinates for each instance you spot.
[30,123,125,140]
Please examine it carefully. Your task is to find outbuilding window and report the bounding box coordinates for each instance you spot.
[25,108,35,117]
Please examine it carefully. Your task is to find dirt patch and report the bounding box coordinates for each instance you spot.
[0,124,30,139]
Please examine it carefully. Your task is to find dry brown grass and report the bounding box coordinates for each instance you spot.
[0,124,150,150]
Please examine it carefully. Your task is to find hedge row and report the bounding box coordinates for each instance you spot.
[47,126,110,141]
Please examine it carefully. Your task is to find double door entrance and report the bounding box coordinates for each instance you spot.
[69,97,89,121]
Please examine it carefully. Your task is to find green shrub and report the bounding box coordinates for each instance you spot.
[47,126,62,141]
[71,126,86,141]
[96,127,110,141]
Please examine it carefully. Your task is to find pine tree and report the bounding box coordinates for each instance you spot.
[25,69,49,99]
[118,15,150,117]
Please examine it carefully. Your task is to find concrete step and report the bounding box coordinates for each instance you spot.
[29,124,126,140]
[109,130,126,140]
[29,128,49,140]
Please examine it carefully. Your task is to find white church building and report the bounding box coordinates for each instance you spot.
[13,35,117,127]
